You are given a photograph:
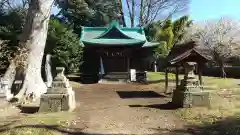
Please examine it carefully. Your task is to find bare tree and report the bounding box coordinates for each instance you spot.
[125,0,189,27]
[125,0,135,27]
[0,0,29,10]
[3,0,55,102]
[183,18,240,78]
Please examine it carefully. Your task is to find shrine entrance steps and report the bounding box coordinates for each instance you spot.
[99,72,129,84]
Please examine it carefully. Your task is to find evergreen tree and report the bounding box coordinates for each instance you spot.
[144,20,163,42]
[45,18,83,73]
[172,15,192,45]
[57,0,122,31]
[0,8,26,70]
[156,19,174,50]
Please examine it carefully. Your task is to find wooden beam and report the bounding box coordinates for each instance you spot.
[175,66,179,88]
[198,64,203,85]
[165,68,169,93]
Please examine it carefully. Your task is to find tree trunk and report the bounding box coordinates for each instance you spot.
[220,63,226,78]
[3,61,16,90]
[45,54,53,87]
[139,0,144,26]
[131,0,135,27]
[164,68,169,93]
[125,0,135,27]
[5,0,54,102]
[145,0,152,25]
[119,0,126,27]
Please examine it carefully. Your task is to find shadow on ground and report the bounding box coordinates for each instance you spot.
[68,76,82,82]
[116,91,166,99]
[1,116,240,135]
[129,102,180,110]
[19,106,39,114]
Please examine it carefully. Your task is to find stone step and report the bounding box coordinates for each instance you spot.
[99,79,129,84]
[102,72,129,79]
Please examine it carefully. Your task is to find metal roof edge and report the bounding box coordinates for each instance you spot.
[81,40,146,46]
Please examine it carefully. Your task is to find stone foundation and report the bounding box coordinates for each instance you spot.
[38,92,75,112]
[172,88,211,108]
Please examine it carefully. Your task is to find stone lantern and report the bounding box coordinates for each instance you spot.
[38,67,76,112]
[172,62,211,108]
[180,62,199,88]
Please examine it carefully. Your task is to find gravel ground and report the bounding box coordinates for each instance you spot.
[72,84,188,135]
[0,83,189,135]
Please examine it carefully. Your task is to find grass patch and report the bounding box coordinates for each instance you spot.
[147,72,175,81]
[70,81,82,88]
[0,112,77,135]
[148,72,240,126]
[147,72,240,90]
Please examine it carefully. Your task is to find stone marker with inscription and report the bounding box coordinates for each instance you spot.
[38,67,76,112]
[172,62,211,108]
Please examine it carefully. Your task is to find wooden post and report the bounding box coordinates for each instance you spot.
[127,57,130,80]
[198,64,203,85]
[127,57,130,71]
[165,68,169,93]
[175,66,179,88]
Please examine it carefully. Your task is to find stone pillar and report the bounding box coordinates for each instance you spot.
[172,62,210,108]
[45,54,53,88]
[0,78,13,100]
[154,61,157,72]
[38,67,76,112]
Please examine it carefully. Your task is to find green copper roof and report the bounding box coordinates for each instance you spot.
[82,39,145,46]
[80,20,158,47]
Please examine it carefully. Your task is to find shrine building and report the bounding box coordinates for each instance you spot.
[80,21,159,83]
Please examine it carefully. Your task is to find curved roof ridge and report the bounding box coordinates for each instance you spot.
[95,21,135,39]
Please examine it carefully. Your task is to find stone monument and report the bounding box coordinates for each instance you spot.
[38,67,76,112]
[172,62,211,108]
[0,78,13,100]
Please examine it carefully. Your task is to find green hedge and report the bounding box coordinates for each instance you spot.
[202,66,240,78]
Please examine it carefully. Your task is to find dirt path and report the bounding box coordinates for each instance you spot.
[72,84,187,134]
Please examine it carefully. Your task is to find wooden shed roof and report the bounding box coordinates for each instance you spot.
[166,40,213,66]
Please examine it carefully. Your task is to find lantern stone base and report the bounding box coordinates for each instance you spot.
[172,86,211,108]
[38,88,76,112]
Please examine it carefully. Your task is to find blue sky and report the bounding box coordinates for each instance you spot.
[190,0,240,21]
[52,0,240,25]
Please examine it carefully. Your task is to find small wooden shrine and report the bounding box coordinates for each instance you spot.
[164,40,213,93]
[165,40,213,107]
